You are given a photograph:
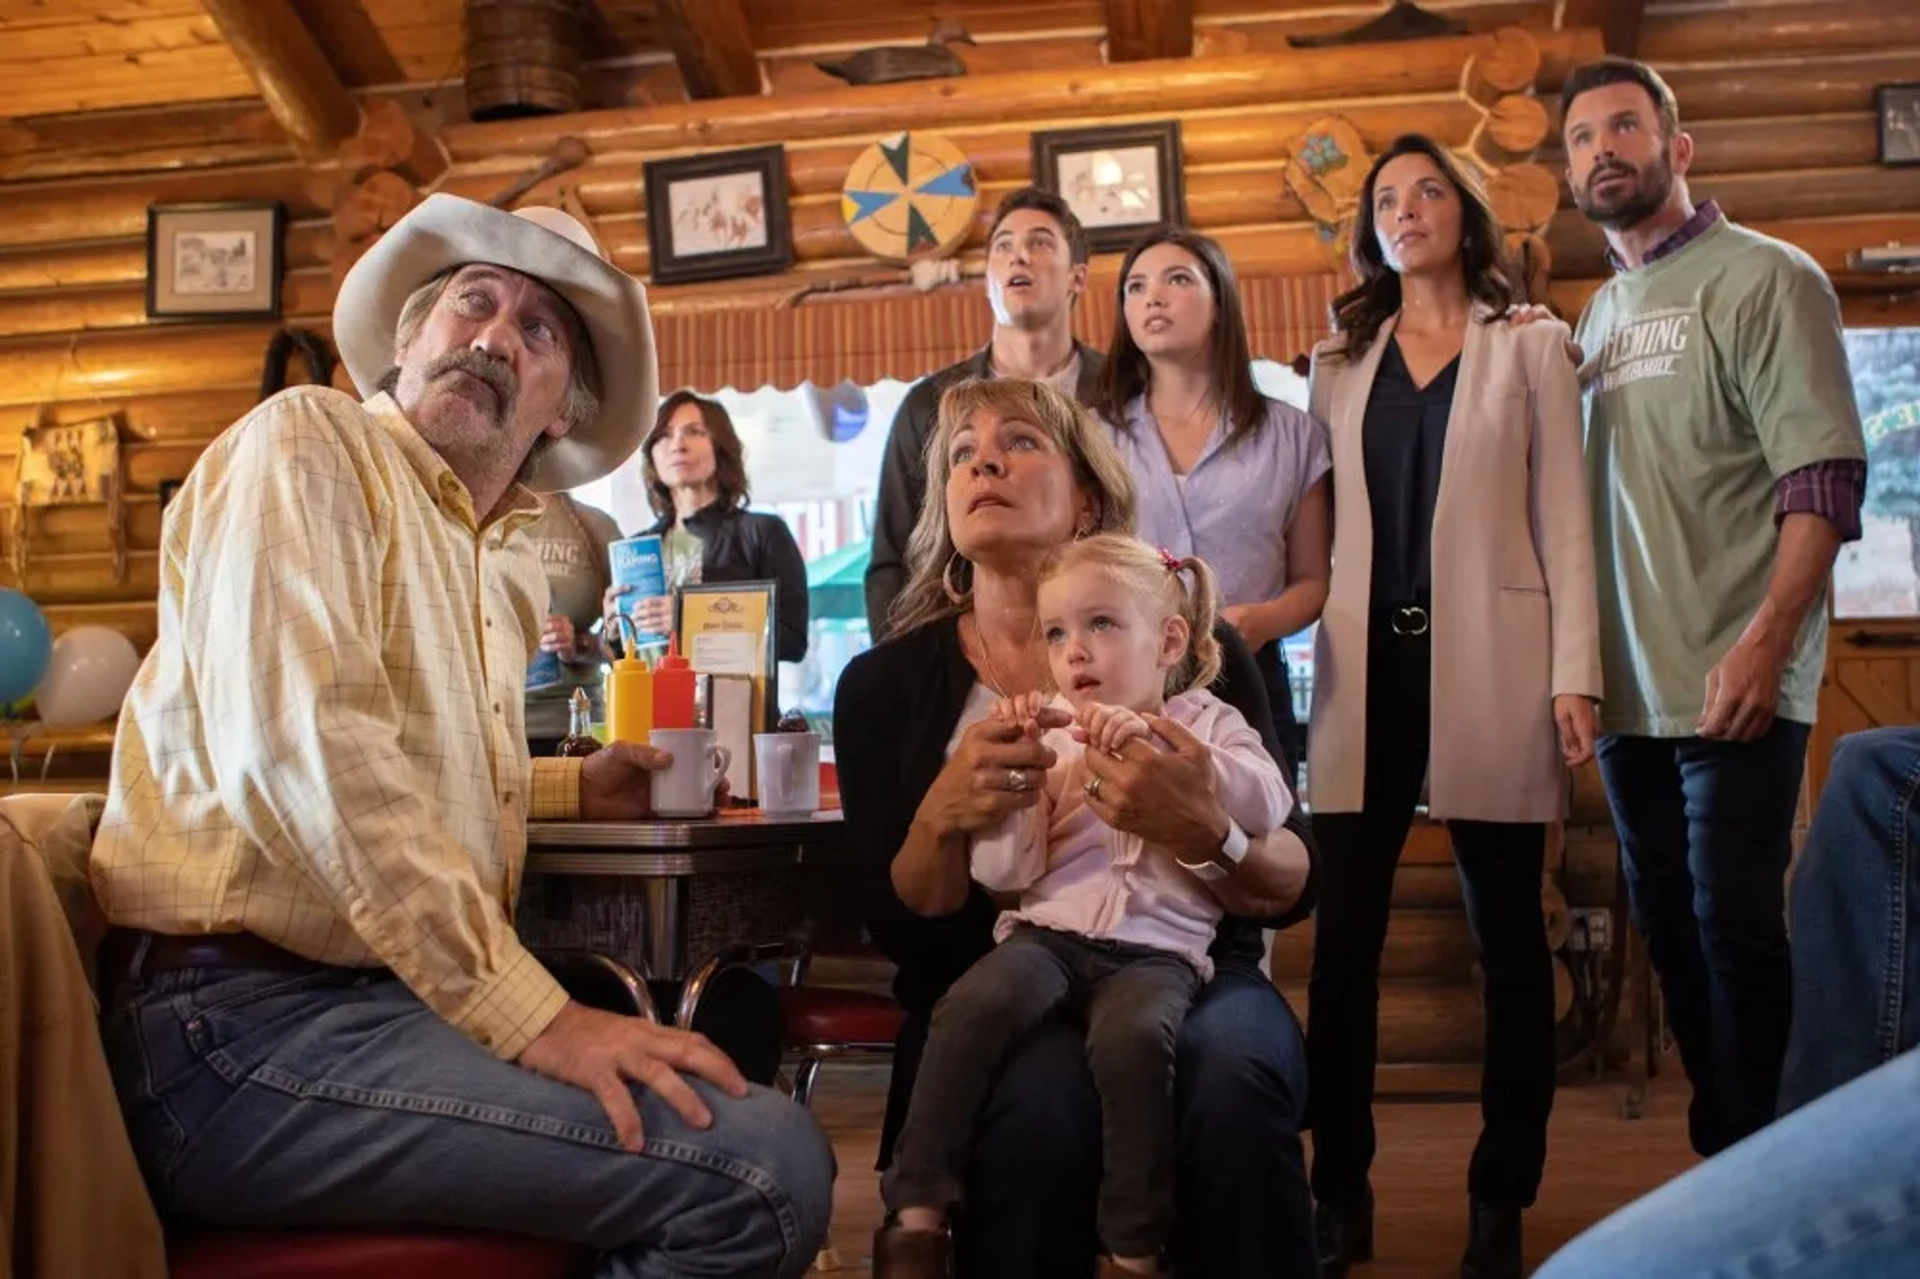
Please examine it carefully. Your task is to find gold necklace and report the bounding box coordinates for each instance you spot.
[967,613,1015,696]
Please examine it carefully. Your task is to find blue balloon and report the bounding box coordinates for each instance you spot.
[0,588,52,705]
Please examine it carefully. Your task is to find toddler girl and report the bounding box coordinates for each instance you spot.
[876,533,1295,1279]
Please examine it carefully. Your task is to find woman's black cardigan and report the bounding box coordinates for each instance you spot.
[833,612,1319,1020]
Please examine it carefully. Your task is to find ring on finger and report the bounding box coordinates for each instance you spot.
[1006,767,1030,792]
[1083,774,1103,801]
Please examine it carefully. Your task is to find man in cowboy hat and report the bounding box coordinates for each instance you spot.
[90,194,834,1277]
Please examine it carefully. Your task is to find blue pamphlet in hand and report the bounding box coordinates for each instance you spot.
[526,648,563,693]
[608,534,670,646]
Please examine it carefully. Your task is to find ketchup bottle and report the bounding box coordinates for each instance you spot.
[651,634,697,730]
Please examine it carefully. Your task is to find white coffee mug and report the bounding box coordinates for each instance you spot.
[754,731,821,816]
[648,728,732,818]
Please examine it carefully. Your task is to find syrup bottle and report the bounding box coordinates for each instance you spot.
[556,687,602,758]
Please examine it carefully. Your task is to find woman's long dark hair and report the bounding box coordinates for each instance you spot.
[1092,226,1267,447]
[641,390,750,520]
[1328,134,1520,359]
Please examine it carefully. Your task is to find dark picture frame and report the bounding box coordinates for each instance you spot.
[1875,83,1920,167]
[1030,121,1187,254]
[145,201,285,320]
[643,145,794,285]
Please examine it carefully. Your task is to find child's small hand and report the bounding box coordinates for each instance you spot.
[1075,702,1151,757]
[990,691,1058,739]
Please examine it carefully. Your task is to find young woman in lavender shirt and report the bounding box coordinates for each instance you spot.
[1092,227,1334,782]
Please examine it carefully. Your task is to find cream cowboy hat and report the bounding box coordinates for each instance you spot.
[333,192,658,492]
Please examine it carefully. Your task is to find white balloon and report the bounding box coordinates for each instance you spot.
[36,626,141,728]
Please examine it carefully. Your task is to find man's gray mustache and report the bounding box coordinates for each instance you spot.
[428,351,517,414]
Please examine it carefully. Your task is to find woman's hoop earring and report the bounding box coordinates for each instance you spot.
[942,551,971,604]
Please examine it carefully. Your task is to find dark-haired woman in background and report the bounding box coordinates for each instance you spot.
[1304,135,1600,1279]
[1093,227,1331,783]
[604,391,810,677]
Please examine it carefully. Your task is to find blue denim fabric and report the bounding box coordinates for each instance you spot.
[101,965,834,1279]
[1596,720,1809,1156]
[948,957,1317,1279]
[1781,726,1920,1114]
[1534,1045,1920,1279]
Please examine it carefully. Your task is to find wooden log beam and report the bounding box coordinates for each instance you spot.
[0,222,333,293]
[1475,94,1552,164]
[0,389,267,452]
[337,99,449,187]
[441,26,1604,162]
[1661,52,1919,123]
[1104,0,1194,63]
[0,323,322,408]
[0,163,324,251]
[0,269,334,338]
[440,97,1488,219]
[199,0,361,160]
[0,101,292,182]
[1542,113,1881,180]
[1559,0,1646,55]
[1640,0,1920,64]
[653,0,761,100]
[1465,26,1540,109]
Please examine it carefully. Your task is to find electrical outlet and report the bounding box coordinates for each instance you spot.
[1569,907,1611,952]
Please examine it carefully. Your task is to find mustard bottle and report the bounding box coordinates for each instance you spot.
[605,615,653,744]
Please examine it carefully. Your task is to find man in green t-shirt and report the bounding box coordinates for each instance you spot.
[1562,57,1867,1159]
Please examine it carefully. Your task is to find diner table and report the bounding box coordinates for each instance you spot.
[517,808,854,989]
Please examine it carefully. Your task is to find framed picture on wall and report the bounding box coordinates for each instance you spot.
[1876,83,1920,166]
[145,201,284,320]
[1030,121,1186,254]
[643,145,794,285]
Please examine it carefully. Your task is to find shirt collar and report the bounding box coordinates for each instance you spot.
[363,392,546,535]
[1606,200,1723,273]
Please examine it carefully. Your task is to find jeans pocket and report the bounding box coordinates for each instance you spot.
[182,968,357,1084]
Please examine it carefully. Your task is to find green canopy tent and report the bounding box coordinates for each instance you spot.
[805,538,871,624]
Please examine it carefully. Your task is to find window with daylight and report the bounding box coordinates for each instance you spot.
[1834,328,1920,619]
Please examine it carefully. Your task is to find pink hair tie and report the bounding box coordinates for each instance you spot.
[1158,547,1182,574]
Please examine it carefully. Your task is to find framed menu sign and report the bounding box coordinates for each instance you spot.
[675,580,778,730]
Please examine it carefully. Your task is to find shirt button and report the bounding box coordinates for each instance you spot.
[485,618,494,629]
[493,702,503,714]
[502,793,516,806]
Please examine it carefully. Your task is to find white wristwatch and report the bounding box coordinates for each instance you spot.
[1177,819,1249,883]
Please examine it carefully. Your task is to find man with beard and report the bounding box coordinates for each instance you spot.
[89,195,833,1277]
[1560,57,1867,1156]
[863,187,1104,634]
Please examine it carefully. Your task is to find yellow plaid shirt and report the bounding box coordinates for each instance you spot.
[92,388,583,1061]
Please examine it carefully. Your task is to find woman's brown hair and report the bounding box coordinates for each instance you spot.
[1327,134,1520,360]
[640,390,749,520]
[1092,226,1267,447]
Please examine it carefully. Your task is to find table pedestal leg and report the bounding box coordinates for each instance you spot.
[643,877,688,981]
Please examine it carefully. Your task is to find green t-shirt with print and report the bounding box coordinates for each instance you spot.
[1575,216,1866,737]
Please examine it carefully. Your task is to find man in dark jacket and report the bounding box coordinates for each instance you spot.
[863,187,1106,634]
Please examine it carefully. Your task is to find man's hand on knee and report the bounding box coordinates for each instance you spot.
[518,1001,750,1151]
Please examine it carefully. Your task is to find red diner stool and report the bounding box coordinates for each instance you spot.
[676,939,905,1107]
[167,1228,593,1279]
[159,948,655,1279]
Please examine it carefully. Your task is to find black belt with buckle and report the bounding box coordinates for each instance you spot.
[1387,604,1430,637]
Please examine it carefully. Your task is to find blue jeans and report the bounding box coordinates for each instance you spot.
[101,964,835,1279]
[1533,1045,1920,1279]
[931,956,1316,1279]
[1596,720,1808,1156]
[1781,726,1920,1113]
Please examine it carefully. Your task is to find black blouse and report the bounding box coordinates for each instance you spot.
[1363,338,1459,610]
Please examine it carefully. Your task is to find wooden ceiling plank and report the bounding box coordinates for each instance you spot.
[1105,0,1194,61]
[653,0,762,99]
[199,0,362,159]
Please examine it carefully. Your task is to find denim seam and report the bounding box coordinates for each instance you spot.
[1731,1177,1920,1279]
[132,993,192,1189]
[1873,746,1920,1065]
[243,1064,811,1259]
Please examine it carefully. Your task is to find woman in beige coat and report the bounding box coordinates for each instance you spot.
[1304,134,1601,1279]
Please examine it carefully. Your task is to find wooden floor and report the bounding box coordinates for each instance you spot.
[802,1062,1700,1277]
